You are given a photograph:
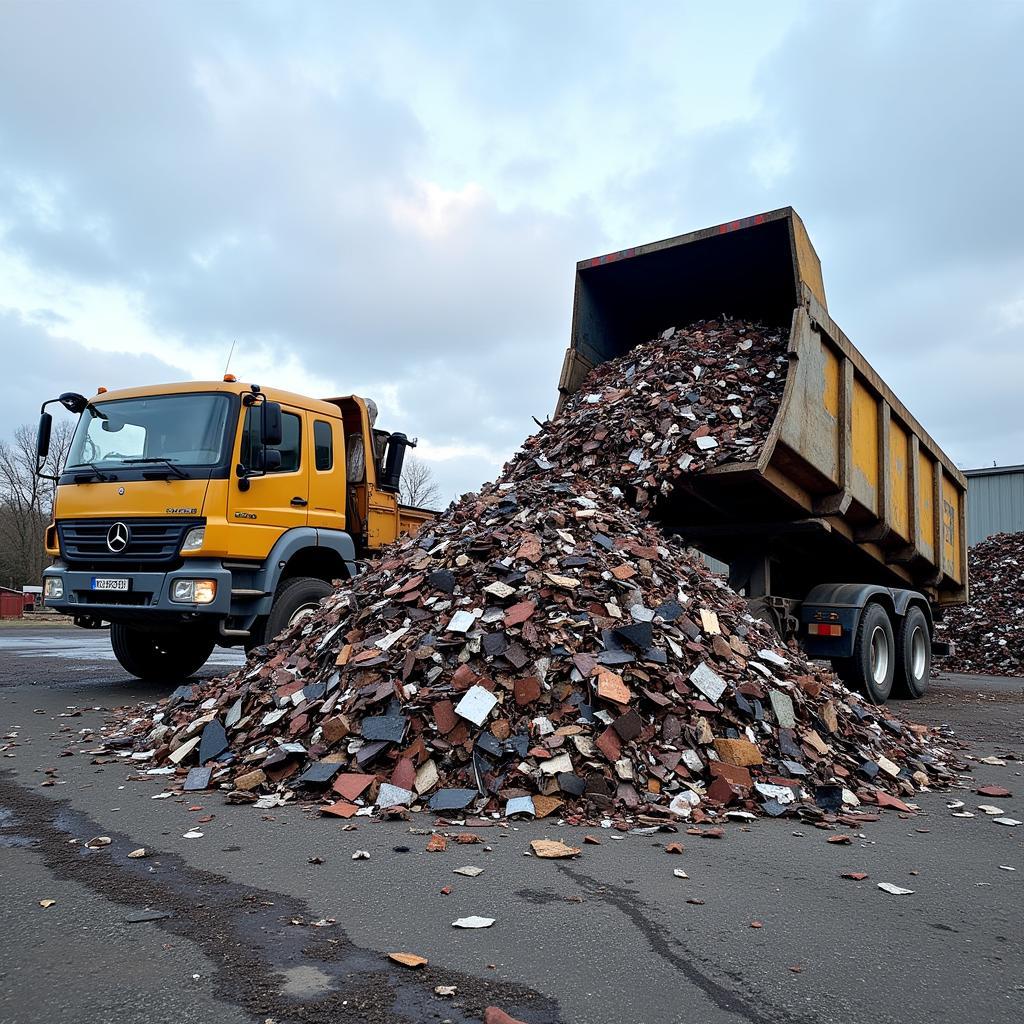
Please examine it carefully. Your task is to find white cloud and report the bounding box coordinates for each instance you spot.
[0,0,1021,500]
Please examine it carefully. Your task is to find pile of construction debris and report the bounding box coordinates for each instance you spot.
[937,532,1024,677]
[107,318,957,825]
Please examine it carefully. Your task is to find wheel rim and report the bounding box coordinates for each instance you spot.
[288,602,320,628]
[869,625,890,685]
[910,625,927,680]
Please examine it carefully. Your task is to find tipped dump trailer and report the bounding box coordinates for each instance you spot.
[557,207,968,703]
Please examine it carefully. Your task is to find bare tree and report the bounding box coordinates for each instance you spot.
[400,454,441,509]
[0,420,75,587]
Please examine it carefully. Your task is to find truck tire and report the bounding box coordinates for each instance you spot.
[110,624,215,681]
[831,602,895,704]
[893,605,931,699]
[263,576,334,644]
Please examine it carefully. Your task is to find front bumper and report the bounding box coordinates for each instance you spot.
[43,559,233,620]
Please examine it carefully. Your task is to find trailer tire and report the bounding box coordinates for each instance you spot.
[263,576,334,644]
[110,624,215,681]
[832,602,895,704]
[893,605,931,699]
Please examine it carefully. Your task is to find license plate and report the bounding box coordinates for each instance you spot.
[91,577,131,592]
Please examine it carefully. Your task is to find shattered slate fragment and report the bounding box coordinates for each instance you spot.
[198,719,229,764]
[361,716,408,744]
[183,766,213,792]
[125,910,173,923]
[429,789,479,812]
[295,761,342,787]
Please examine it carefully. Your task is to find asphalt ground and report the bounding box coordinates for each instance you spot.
[0,626,1021,1024]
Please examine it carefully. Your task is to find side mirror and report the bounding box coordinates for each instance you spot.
[58,392,88,414]
[261,401,283,447]
[37,412,53,459]
[253,448,282,472]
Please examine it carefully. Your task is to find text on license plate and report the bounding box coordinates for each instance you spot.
[91,577,130,592]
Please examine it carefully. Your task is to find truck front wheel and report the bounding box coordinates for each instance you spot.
[110,624,215,681]
[831,603,895,704]
[263,577,334,644]
[893,606,931,699]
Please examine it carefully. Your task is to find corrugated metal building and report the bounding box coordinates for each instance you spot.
[965,464,1024,545]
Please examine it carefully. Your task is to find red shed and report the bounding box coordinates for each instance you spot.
[0,587,25,620]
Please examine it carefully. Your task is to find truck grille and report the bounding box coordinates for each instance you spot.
[76,591,153,606]
[57,518,202,570]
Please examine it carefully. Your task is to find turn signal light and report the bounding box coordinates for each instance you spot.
[171,579,217,604]
[808,623,843,637]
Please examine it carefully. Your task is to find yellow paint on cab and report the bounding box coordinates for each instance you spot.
[49,380,430,564]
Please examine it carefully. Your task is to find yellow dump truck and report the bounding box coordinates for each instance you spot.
[558,207,968,702]
[36,380,433,679]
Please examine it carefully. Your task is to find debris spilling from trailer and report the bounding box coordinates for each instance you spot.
[106,318,959,827]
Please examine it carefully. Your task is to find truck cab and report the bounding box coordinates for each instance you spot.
[37,380,433,680]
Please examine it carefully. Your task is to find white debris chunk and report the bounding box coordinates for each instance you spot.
[454,685,498,726]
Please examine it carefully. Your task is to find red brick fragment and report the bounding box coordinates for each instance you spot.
[513,676,541,706]
[976,785,1012,798]
[484,1008,528,1024]
[503,601,537,627]
[709,761,752,789]
[874,791,912,812]
[433,700,457,735]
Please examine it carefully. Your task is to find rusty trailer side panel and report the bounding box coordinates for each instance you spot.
[745,296,967,604]
[559,207,968,607]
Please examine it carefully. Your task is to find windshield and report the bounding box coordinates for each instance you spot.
[67,393,233,469]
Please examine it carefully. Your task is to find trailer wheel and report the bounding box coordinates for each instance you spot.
[832,603,895,704]
[110,624,215,681]
[263,576,334,643]
[893,606,931,699]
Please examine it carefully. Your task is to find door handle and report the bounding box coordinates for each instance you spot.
[290,497,308,507]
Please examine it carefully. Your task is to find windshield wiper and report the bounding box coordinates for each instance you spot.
[68,463,114,483]
[121,457,188,479]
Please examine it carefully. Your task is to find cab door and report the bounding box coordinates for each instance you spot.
[227,403,309,558]
[306,415,346,532]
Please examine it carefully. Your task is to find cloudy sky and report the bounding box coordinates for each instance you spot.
[2,1,1022,500]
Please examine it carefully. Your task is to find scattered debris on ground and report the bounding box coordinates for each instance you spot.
[937,532,1024,676]
[105,318,959,832]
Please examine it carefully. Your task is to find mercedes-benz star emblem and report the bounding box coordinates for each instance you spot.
[106,522,130,553]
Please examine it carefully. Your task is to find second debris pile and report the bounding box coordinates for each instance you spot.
[937,532,1024,677]
[108,318,958,823]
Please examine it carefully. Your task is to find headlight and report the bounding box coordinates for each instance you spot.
[44,577,64,600]
[171,579,217,604]
[181,526,205,553]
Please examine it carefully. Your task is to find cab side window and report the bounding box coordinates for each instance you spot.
[241,407,302,473]
[313,420,334,471]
